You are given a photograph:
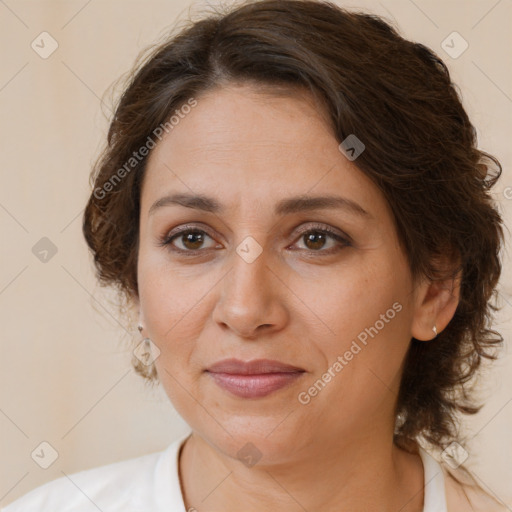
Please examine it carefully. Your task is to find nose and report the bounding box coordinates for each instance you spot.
[211,243,289,339]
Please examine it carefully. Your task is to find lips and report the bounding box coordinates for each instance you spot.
[206,358,305,375]
[205,358,305,398]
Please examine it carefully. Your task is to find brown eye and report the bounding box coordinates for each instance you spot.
[303,232,328,251]
[161,229,218,252]
[179,231,207,250]
[293,227,350,254]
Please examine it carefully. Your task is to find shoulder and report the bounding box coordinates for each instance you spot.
[441,462,509,512]
[1,448,166,512]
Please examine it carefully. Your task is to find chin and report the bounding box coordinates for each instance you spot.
[199,418,308,467]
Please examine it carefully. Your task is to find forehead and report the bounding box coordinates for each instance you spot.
[140,84,387,220]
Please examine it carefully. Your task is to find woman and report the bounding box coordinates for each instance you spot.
[3,0,507,510]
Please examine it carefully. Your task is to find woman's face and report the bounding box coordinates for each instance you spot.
[136,83,425,463]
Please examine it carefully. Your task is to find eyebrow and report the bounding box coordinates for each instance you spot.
[148,192,372,218]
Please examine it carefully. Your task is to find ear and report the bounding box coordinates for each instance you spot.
[411,258,462,341]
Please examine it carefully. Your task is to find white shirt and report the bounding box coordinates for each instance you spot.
[2,431,447,511]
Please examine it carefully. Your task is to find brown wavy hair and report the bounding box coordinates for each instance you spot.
[82,0,505,470]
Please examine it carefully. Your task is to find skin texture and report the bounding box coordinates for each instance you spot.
[134,83,461,512]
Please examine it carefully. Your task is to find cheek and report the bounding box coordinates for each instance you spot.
[302,253,412,399]
[301,258,400,347]
[137,256,204,358]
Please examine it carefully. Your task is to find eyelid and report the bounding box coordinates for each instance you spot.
[292,222,352,243]
[164,222,218,241]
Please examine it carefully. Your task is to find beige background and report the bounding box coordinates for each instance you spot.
[1,0,511,507]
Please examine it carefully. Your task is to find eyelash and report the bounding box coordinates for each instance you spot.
[157,223,352,256]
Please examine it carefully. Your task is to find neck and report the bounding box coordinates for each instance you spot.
[178,431,425,512]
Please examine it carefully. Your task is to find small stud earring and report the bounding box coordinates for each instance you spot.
[432,325,438,336]
[138,324,143,333]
